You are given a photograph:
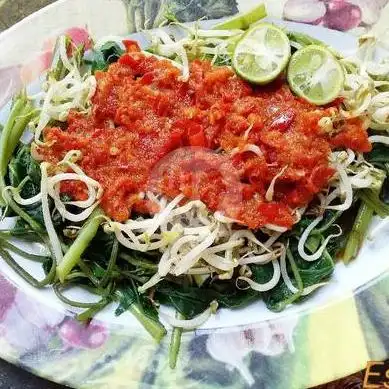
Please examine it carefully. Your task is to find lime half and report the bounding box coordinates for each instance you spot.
[233,23,291,85]
[287,45,344,105]
[213,3,267,31]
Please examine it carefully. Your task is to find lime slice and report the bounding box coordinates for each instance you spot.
[213,3,267,30]
[287,45,344,105]
[232,23,291,85]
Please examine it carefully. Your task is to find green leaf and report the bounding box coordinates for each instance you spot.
[101,41,125,63]
[5,145,52,228]
[114,281,166,342]
[291,248,334,287]
[115,281,159,321]
[289,215,316,237]
[117,284,167,341]
[8,145,40,192]
[216,287,258,309]
[84,41,125,73]
[120,251,159,275]
[366,144,389,165]
[11,198,63,233]
[43,258,54,275]
[263,281,295,312]
[155,282,215,319]
[115,285,138,316]
[251,262,276,283]
[262,216,337,312]
[380,178,389,205]
[155,280,259,319]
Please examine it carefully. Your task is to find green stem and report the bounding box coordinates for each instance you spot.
[77,300,110,322]
[343,202,374,264]
[0,246,56,287]
[359,189,389,218]
[0,100,35,179]
[3,191,44,232]
[287,31,342,58]
[56,208,104,283]
[0,96,41,234]
[0,238,49,262]
[314,211,343,234]
[0,229,41,241]
[99,239,119,288]
[121,271,149,284]
[78,259,101,286]
[0,97,26,205]
[213,3,267,30]
[65,272,90,281]
[128,303,167,343]
[7,105,36,158]
[120,253,158,272]
[53,282,107,309]
[169,312,184,369]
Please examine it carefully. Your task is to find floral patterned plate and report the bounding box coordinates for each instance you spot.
[1,1,389,388]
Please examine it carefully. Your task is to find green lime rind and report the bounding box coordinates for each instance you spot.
[287,45,345,105]
[233,23,291,85]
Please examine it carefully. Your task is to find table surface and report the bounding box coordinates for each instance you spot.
[0,1,368,388]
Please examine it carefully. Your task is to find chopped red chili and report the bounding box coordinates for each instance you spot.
[39,51,371,229]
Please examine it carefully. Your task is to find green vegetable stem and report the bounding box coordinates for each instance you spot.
[344,169,388,263]
[0,94,42,233]
[128,302,167,342]
[0,93,35,206]
[115,285,167,343]
[169,312,184,369]
[57,207,105,283]
[0,246,56,287]
[343,202,374,263]
[287,31,342,59]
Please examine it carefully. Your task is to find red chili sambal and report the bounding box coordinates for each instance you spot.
[38,43,371,229]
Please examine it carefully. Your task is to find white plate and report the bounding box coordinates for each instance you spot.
[0,20,387,331]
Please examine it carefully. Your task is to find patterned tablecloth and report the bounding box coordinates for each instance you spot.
[0,1,386,388]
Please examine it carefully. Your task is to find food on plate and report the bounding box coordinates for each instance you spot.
[1,4,389,368]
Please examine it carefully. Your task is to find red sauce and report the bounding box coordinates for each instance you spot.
[39,43,371,229]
